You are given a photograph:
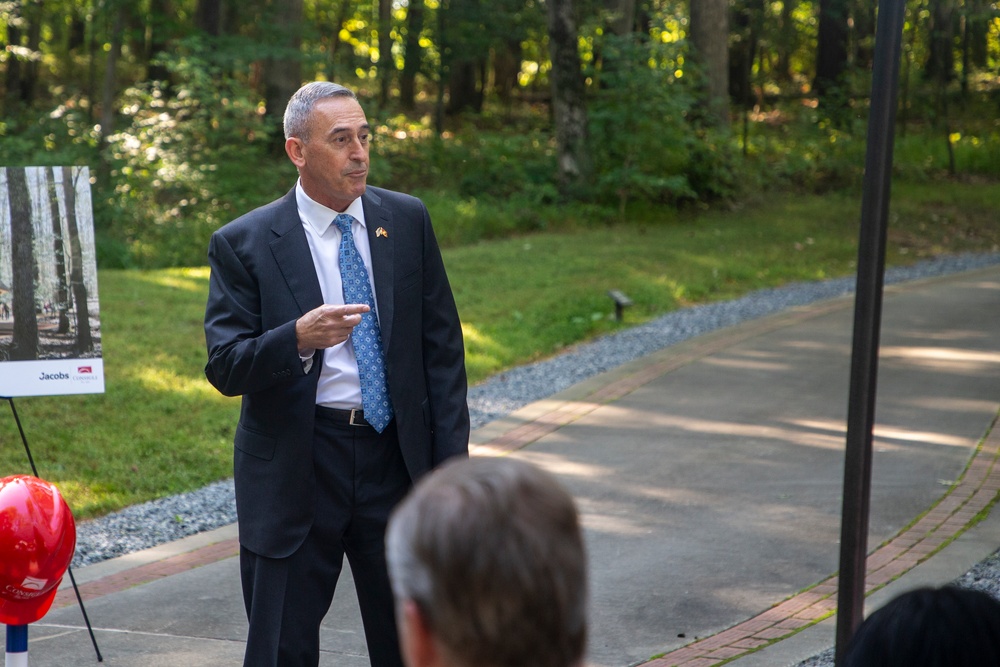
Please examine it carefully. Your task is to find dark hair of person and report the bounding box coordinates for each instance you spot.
[843,585,1000,667]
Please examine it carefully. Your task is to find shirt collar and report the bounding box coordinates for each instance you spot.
[295,180,367,235]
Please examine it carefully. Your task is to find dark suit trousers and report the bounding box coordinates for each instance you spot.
[239,413,410,667]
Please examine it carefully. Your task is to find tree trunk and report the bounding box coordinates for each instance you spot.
[195,0,224,35]
[434,0,447,133]
[264,0,303,155]
[21,0,44,106]
[776,0,798,82]
[446,59,483,114]
[4,18,23,113]
[851,0,875,70]
[147,0,175,84]
[262,0,303,153]
[97,5,125,189]
[400,0,425,110]
[924,0,956,83]
[690,0,731,128]
[378,0,393,106]
[966,0,988,69]
[46,168,71,335]
[7,168,39,361]
[493,39,521,106]
[61,167,93,355]
[728,0,762,111]
[546,0,588,194]
[325,0,352,80]
[814,0,850,112]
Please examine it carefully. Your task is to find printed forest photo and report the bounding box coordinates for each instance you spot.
[0,166,101,362]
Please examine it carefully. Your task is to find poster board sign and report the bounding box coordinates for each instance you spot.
[0,166,104,397]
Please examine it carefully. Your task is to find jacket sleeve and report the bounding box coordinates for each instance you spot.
[204,229,307,397]
[419,204,471,463]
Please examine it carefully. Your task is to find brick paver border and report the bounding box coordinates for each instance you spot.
[50,538,240,611]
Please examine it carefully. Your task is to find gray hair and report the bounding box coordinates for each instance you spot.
[386,457,588,667]
[282,81,358,141]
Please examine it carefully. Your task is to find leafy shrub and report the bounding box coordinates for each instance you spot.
[101,37,280,268]
[587,34,699,212]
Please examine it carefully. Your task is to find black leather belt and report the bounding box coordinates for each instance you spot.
[316,406,371,427]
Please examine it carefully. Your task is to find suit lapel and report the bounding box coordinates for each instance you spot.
[363,190,395,350]
[269,190,324,316]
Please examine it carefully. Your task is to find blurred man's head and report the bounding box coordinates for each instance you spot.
[386,457,588,667]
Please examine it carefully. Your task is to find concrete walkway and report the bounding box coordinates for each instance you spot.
[12,265,1000,667]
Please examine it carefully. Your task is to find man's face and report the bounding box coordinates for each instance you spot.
[286,96,370,212]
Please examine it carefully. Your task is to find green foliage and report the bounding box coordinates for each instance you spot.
[99,37,285,268]
[367,113,561,244]
[0,93,102,169]
[587,35,700,210]
[2,0,1000,268]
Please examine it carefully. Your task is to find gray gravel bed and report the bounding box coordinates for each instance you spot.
[72,252,1000,583]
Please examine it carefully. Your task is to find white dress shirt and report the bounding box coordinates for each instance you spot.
[295,181,381,409]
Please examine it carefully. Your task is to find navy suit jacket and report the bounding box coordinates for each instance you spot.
[204,186,470,558]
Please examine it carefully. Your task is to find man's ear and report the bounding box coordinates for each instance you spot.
[285,137,306,167]
[400,599,441,667]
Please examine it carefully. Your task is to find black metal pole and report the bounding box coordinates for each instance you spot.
[833,1,908,665]
[6,397,104,662]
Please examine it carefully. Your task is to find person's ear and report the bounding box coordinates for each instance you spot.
[285,137,306,167]
[400,599,442,667]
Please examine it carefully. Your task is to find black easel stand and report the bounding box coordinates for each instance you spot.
[5,397,103,662]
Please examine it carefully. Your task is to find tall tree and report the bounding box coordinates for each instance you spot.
[147,0,176,84]
[6,168,39,361]
[689,0,730,128]
[814,0,850,113]
[851,0,876,70]
[262,0,304,150]
[964,0,989,70]
[546,0,588,193]
[45,168,70,335]
[61,167,93,354]
[400,0,425,110]
[195,0,224,35]
[492,39,521,105]
[442,0,487,114]
[729,0,763,111]
[378,0,394,106]
[20,0,44,106]
[1,0,45,111]
[776,0,800,83]
[97,1,126,188]
[924,0,956,83]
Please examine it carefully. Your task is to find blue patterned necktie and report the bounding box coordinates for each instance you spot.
[334,214,394,432]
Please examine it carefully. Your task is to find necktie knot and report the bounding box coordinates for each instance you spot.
[334,213,353,235]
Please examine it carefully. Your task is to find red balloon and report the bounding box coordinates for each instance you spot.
[0,475,77,625]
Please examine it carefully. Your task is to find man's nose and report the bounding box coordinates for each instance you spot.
[349,137,367,157]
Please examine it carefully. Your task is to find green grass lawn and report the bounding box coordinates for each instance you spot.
[1,182,997,519]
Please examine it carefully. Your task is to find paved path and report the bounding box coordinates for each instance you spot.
[11,266,1000,666]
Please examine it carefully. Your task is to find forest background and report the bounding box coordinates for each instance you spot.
[1,0,999,517]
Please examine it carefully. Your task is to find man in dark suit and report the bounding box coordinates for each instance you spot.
[204,81,469,667]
